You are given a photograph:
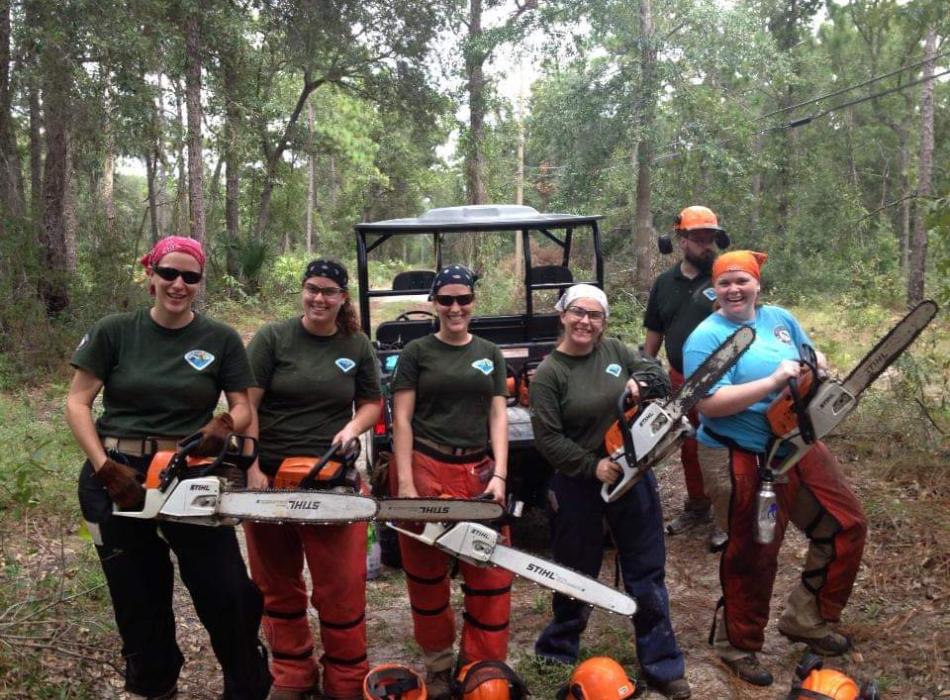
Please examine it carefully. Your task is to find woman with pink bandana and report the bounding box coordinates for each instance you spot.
[66,236,271,700]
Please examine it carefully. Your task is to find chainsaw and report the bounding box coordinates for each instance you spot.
[114,436,503,526]
[601,325,757,503]
[765,299,938,476]
[388,520,638,616]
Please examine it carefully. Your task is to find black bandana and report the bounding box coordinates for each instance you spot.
[430,264,477,297]
[303,259,348,289]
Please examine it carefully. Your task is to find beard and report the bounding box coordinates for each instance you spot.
[685,249,715,274]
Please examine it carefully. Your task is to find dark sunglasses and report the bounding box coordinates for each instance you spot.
[434,293,474,307]
[303,284,345,298]
[153,266,203,285]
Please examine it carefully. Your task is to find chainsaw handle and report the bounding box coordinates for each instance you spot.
[298,438,362,490]
[158,433,259,491]
[614,387,639,465]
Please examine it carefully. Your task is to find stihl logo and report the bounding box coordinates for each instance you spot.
[472,529,493,541]
[189,484,211,491]
[289,501,321,510]
[527,562,555,580]
[419,506,450,514]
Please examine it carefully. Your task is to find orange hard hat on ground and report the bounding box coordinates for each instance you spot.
[787,654,879,700]
[364,664,427,700]
[675,205,724,233]
[453,661,529,700]
[560,657,636,700]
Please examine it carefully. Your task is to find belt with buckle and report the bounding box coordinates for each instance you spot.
[413,436,486,462]
[101,436,181,456]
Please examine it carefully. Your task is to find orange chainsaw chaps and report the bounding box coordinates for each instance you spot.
[273,456,344,490]
[767,365,817,438]
[144,451,215,488]
[604,405,642,457]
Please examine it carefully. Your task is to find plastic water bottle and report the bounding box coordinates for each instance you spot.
[366,522,382,580]
[754,473,778,544]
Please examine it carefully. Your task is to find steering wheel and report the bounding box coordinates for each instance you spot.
[394,310,436,322]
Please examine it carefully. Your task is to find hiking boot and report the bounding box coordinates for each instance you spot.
[648,676,692,699]
[708,526,728,552]
[780,629,852,656]
[665,507,710,535]
[721,654,773,686]
[426,668,453,700]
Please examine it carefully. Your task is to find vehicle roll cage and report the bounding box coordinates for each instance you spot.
[354,206,605,339]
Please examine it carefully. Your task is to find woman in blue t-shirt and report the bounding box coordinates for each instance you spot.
[683,251,866,689]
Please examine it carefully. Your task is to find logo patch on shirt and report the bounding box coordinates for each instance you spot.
[774,326,792,344]
[184,349,216,371]
[703,287,717,302]
[335,357,356,373]
[472,359,494,375]
[605,363,622,377]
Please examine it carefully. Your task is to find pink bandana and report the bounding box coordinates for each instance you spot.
[140,236,206,270]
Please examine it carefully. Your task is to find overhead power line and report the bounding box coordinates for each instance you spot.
[756,48,950,121]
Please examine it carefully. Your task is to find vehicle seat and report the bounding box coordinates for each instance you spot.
[392,270,436,292]
[529,265,573,287]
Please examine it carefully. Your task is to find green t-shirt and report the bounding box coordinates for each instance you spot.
[643,261,716,373]
[71,308,254,438]
[529,337,670,480]
[391,334,507,448]
[248,318,381,465]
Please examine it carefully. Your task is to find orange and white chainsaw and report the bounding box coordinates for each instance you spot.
[765,300,938,476]
[601,325,756,503]
[114,437,503,526]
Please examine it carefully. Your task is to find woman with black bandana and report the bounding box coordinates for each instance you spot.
[389,264,510,700]
[243,259,382,700]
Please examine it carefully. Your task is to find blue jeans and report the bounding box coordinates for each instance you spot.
[534,470,685,684]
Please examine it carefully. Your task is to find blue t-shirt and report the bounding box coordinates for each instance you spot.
[683,305,812,453]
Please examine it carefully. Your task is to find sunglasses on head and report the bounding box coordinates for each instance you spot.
[153,266,203,285]
[434,293,474,307]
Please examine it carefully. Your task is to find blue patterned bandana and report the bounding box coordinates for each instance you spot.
[303,259,348,289]
[430,264,476,297]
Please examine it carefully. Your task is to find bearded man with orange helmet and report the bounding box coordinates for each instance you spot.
[643,205,729,550]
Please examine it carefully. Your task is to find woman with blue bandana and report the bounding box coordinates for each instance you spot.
[530,284,691,699]
[389,264,511,700]
[243,259,382,700]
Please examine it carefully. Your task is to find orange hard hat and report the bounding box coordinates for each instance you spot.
[562,657,636,700]
[364,664,427,700]
[453,661,529,700]
[788,654,879,700]
[675,205,724,233]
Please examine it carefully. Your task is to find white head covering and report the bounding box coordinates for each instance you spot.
[554,283,609,318]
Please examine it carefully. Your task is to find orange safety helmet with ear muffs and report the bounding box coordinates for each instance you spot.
[364,664,428,700]
[452,661,529,700]
[557,657,637,700]
[659,205,730,254]
[786,653,880,700]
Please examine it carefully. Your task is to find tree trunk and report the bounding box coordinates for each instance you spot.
[63,134,77,271]
[29,78,42,224]
[173,82,188,236]
[223,53,241,275]
[184,9,205,244]
[632,0,657,297]
[907,29,935,304]
[464,0,488,205]
[306,97,315,254]
[145,150,160,244]
[254,74,321,240]
[100,132,117,240]
[39,42,71,313]
[0,0,25,220]
[898,132,910,272]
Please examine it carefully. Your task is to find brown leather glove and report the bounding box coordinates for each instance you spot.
[191,412,234,457]
[93,459,146,510]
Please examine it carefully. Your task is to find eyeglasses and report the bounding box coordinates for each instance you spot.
[153,266,203,285]
[566,306,606,322]
[434,293,474,307]
[303,285,345,298]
